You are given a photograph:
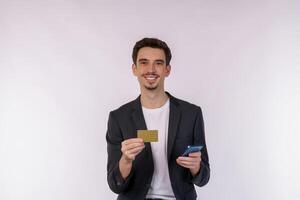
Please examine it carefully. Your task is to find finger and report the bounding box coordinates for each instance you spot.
[177,159,200,169]
[122,138,143,145]
[124,142,145,150]
[177,156,199,163]
[177,160,198,167]
[177,159,198,169]
[123,146,145,158]
[179,159,197,166]
[122,139,144,149]
[122,143,145,150]
[178,162,192,169]
[126,146,145,155]
[121,145,144,158]
[176,159,194,169]
[188,152,202,157]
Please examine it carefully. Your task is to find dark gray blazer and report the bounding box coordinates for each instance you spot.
[106,92,210,200]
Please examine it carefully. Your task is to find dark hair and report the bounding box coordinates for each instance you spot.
[132,38,172,66]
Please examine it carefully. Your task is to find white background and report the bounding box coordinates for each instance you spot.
[1,0,299,199]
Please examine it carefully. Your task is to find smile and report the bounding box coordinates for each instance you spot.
[144,75,159,81]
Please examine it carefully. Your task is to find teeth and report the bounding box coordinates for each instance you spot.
[145,75,157,80]
[146,77,156,80]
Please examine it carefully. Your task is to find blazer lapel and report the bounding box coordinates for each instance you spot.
[131,96,153,156]
[131,96,147,131]
[167,94,181,161]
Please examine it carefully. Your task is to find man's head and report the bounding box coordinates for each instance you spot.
[132,38,172,91]
[132,38,172,66]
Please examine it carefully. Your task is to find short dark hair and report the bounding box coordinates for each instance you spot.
[132,38,172,66]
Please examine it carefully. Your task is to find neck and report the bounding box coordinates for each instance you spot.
[140,88,169,109]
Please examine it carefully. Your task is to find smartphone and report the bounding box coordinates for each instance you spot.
[182,145,203,157]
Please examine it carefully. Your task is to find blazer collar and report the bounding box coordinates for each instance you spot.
[130,92,181,161]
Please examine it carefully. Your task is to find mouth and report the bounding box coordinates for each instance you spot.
[143,74,159,82]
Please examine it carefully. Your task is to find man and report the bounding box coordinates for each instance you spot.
[106,38,210,200]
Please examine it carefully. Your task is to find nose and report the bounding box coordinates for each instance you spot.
[148,62,156,73]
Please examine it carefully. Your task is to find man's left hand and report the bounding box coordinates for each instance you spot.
[176,151,201,177]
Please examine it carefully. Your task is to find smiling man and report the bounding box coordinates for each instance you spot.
[106,38,210,200]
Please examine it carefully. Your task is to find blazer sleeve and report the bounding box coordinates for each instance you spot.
[106,111,134,194]
[191,106,210,186]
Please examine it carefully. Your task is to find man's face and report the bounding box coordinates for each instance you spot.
[132,47,171,91]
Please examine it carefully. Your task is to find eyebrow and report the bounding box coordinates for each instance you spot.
[138,58,148,63]
[137,58,165,63]
[155,59,165,63]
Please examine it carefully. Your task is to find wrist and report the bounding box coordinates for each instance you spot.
[190,165,200,177]
[120,154,133,165]
[119,155,133,180]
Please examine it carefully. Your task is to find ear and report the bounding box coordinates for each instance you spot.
[132,64,138,76]
[165,65,171,77]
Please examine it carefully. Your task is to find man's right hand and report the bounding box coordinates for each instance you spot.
[121,138,145,162]
[119,138,145,179]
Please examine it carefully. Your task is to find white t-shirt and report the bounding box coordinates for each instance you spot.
[142,99,176,200]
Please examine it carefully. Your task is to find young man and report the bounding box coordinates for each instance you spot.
[106,38,210,200]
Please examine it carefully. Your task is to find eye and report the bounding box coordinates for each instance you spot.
[139,60,148,65]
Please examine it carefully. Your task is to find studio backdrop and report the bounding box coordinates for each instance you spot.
[0,0,299,200]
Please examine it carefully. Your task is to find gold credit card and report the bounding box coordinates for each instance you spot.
[137,130,158,142]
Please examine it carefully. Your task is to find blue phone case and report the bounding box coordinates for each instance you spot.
[182,145,203,156]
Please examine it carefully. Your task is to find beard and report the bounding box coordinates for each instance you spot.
[144,85,158,90]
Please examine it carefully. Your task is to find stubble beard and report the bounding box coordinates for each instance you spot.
[144,84,158,91]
